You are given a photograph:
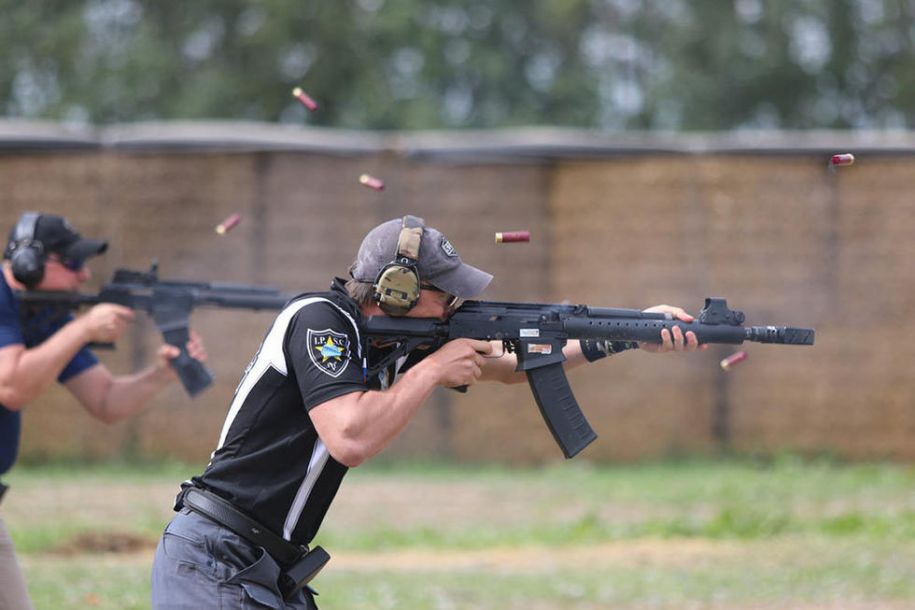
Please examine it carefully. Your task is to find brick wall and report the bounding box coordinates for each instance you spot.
[2,128,912,464]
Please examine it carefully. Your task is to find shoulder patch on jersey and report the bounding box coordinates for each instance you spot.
[307,328,351,377]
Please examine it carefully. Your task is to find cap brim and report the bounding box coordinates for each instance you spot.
[429,262,493,299]
[61,239,108,262]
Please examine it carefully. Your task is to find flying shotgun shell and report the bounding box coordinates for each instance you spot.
[215,212,242,235]
[292,87,319,111]
[720,350,748,371]
[359,173,385,191]
[830,153,855,167]
[495,231,531,243]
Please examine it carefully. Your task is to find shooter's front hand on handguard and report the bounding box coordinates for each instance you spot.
[639,305,707,354]
[426,339,492,387]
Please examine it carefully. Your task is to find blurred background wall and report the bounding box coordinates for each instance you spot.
[2,122,912,465]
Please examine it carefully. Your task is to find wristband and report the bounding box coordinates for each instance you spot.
[580,339,639,362]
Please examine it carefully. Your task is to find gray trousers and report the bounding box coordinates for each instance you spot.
[0,517,34,610]
[151,509,317,610]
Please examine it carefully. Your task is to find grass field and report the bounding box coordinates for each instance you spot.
[5,455,915,609]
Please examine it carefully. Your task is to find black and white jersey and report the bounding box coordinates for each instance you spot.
[194,279,371,546]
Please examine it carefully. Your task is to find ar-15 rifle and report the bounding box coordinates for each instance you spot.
[17,263,293,397]
[363,297,815,459]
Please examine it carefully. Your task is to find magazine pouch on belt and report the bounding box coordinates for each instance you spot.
[279,546,331,601]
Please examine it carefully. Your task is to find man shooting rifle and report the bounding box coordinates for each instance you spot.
[150,215,708,609]
[0,212,207,610]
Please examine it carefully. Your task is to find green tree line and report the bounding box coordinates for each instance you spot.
[2,0,914,130]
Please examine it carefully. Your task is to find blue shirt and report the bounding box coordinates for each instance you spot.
[0,272,99,475]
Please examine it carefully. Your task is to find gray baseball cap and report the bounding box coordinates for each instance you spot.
[351,217,493,298]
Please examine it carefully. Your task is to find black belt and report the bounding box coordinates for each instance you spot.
[179,487,330,600]
[181,487,304,565]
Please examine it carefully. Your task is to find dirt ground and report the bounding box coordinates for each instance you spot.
[33,539,742,569]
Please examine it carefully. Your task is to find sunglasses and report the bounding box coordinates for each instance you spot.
[421,284,464,314]
[444,295,464,314]
[48,254,85,272]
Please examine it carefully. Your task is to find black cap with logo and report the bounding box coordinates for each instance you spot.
[4,213,108,264]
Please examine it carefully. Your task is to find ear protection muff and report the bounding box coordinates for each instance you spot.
[4,212,45,288]
[373,215,424,316]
